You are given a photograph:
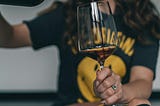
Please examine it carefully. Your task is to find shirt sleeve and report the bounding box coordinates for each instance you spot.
[131,40,159,79]
[23,4,65,50]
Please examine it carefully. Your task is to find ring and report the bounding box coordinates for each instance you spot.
[111,85,117,91]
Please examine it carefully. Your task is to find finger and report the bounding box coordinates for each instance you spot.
[102,90,122,105]
[96,67,112,82]
[103,81,122,105]
[111,75,122,94]
[100,74,122,105]
[93,79,100,96]
[97,76,116,93]
[99,79,120,99]
[99,87,116,99]
[93,70,101,88]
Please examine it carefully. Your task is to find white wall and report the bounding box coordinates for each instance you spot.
[0,0,159,93]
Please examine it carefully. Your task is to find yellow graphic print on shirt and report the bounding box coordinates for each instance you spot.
[77,32,135,102]
[77,55,126,102]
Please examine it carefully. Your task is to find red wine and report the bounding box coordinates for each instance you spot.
[81,45,116,61]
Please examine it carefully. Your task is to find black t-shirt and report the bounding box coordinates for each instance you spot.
[24,3,159,105]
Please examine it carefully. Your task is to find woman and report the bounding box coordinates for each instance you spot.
[93,0,160,106]
[0,0,159,106]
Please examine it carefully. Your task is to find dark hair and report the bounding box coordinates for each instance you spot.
[64,0,160,45]
[63,1,77,42]
[116,0,160,44]
[39,0,160,45]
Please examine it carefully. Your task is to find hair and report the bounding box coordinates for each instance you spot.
[39,0,160,45]
[116,0,160,44]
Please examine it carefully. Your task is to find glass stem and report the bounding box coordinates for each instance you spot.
[99,61,104,69]
[98,59,105,70]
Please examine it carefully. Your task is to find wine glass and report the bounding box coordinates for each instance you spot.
[77,0,119,106]
[77,0,119,69]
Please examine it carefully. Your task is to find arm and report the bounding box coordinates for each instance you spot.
[0,12,32,48]
[93,66,153,105]
[120,66,153,103]
[69,66,153,106]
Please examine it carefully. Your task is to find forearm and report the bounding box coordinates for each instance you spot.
[0,12,14,46]
[120,79,152,103]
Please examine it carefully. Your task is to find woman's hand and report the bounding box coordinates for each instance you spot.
[93,67,123,105]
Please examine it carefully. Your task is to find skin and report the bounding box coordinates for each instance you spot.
[70,67,153,106]
[0,0,154,106]
[0,14,31,48]
[93,67,153,105]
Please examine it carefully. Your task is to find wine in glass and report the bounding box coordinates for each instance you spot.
[77,0,119,69]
